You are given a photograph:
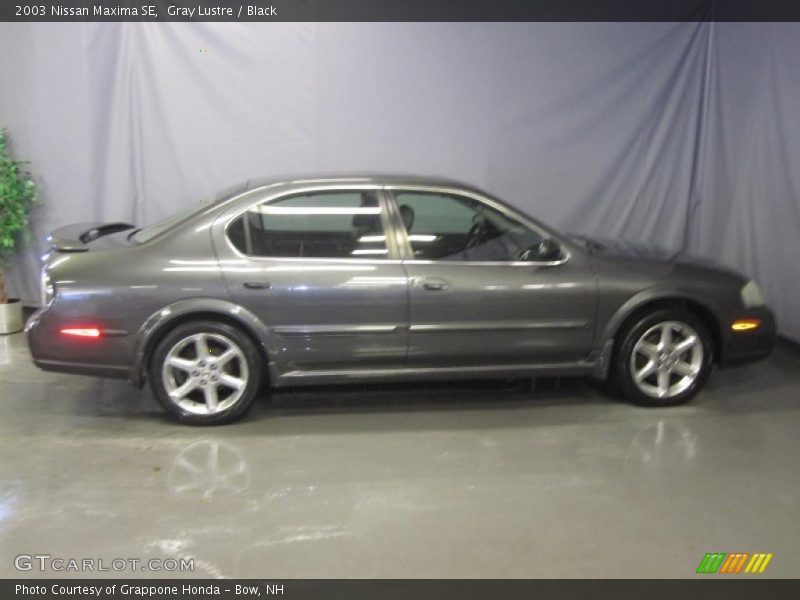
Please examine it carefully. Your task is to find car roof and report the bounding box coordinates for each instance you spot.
[238,173,478,193]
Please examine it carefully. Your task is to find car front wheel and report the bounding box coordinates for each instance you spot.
[149,320,262,425]
[615,308,714,407]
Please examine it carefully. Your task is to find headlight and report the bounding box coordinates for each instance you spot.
[740,280,765,307]
[40,269,55,306]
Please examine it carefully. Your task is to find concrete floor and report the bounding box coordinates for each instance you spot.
[0,331,798,579]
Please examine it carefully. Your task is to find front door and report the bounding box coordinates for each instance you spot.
[217,187,409,376]
[388,189,597,368]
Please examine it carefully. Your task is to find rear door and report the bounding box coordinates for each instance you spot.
[386,187,597,368]
[215,186,410,376]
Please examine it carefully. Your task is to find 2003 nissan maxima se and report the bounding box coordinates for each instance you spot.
[27,175,775,424]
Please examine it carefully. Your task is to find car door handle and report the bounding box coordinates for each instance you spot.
[243,281,272,290]
[422,278,449,291]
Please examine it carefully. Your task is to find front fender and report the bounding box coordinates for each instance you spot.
[591,286,724,380]
[130,297,276,386]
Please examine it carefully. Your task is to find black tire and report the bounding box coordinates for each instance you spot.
[613,308,714,407]
[149,320,263,425]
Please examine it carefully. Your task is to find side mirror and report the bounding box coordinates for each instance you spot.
[521,238,563,262]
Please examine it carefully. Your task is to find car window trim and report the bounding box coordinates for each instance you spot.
[219,184,404,262]
[384,185,571,267]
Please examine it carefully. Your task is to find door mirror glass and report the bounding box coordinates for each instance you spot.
[520,238,563,262]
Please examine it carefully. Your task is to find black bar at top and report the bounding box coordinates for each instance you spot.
[3,0,800,22]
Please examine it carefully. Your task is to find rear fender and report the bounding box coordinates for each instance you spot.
[130,298,276,386]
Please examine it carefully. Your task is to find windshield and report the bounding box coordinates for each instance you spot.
[131,180,251,244]
[131,204,207,244]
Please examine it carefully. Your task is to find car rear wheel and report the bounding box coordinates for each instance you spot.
[614,308,714,407]
[149,320,262,425]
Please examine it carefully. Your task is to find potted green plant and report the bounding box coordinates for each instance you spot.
[0,128,38,334]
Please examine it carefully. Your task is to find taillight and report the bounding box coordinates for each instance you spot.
[41,269,55,306]
[60,327,102,338]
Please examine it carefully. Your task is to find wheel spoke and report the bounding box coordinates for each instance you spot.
[203,385,219,410]
[217,348,239,366]
[659,324,673,349]
[657,370,671,396]
[218,373,245,390]
[168,356,195,372]
[672,361,698,378]
[635,361,657,381]
[194,335,211,360]
[638,341,659,360]
[672,336,697,356]
[170,378,198,400]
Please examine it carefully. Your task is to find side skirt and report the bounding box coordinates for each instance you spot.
[273,360,596,388]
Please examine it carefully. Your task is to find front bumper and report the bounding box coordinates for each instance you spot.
[718,306,777,367]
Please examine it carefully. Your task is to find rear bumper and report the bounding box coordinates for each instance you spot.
[26,306,132,379]
[718,306,777,367]
[32,358,129,379]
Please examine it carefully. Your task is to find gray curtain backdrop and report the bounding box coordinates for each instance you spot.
[1,22,799,341]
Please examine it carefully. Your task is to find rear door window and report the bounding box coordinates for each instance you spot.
[227,191,390,259]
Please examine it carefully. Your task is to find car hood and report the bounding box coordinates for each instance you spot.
[569,234,742,276]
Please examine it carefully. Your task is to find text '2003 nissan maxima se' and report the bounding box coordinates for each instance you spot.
[27,175,776,424]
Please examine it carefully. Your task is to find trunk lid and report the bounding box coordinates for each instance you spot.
[47,222,136,252]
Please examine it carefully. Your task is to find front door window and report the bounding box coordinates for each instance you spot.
[393,192,543,262]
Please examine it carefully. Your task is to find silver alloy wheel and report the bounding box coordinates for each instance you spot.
[630,320,704,399]
[162,333,249,415]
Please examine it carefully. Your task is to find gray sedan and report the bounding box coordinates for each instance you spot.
[26,175,776,424]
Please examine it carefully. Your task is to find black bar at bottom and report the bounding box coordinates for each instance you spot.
[4,579,800,600]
